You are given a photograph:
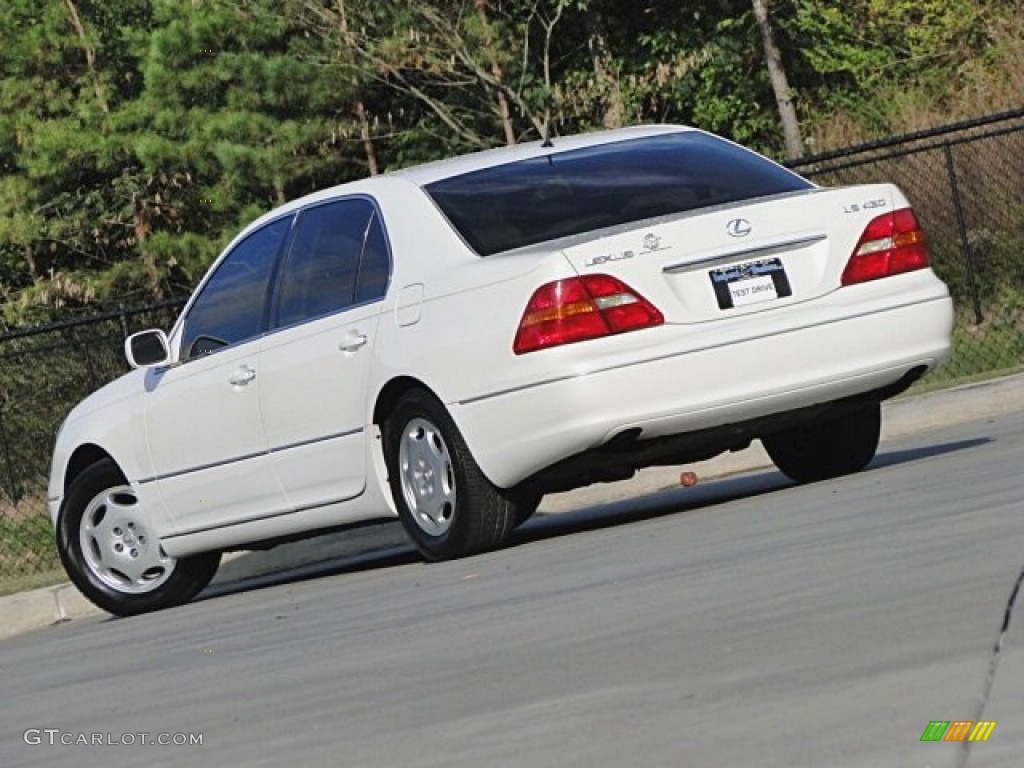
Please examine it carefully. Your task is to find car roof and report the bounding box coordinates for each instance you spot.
[389,124,693,185]
[239,124,695,236]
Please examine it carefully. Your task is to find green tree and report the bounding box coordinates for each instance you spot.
[0,0,372,325]
[0,0,155,322]
[2,0,1019,326]
[786,0,991,131]
[280,0,578,159]
[123,0,365,290]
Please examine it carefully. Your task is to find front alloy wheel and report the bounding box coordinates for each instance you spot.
[57,459,220,616]
[78,486,174,594]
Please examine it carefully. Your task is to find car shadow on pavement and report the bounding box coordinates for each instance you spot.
[869,436,991,470]
[513,471,790,547]
[197,438,990,602]
[513,436,991,547]
[194,474,787,603]
[197,544,421,602]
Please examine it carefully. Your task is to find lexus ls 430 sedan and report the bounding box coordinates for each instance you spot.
[49,125,953,615]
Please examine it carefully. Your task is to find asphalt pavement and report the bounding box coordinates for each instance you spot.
[3,370,1024,641]
[2,405,1024,766]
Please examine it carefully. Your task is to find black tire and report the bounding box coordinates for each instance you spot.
[56,459,220,617]
[762,400,881,484]
[383,389,520,561]
[512,491,543,528]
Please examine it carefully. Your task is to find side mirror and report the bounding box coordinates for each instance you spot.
[125,329,171,369]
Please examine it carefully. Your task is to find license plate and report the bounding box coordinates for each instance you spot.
[710,258,792,310]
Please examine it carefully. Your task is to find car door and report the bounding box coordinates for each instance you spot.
[144,216,293,537]
[258,197,391,511]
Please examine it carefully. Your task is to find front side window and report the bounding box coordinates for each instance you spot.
[181,216,292,359]
[273,198,389,328]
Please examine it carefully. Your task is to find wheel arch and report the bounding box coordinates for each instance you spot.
[372,374,515,495]
[373,375,442,428]
[64,444,124,494]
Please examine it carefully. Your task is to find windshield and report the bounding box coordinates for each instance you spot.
[424,131,812,256]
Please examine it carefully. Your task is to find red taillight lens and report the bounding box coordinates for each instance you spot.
[513,274,663,354]
[841,208,930,286]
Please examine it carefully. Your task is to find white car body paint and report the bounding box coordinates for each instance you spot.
[49,125,954,561]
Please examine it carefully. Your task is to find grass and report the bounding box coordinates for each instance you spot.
[913,305,1024,392]
[0,568,66,597]
[905,361,1024,397]
[0,493,65,594]
[0,507,62,593]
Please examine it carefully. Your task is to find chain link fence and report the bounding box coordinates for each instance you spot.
[789,108,1024,383]
[2,109,1023,586]
[0,302,183,589]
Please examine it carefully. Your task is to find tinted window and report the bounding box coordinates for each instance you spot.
[274,198,378,328]
[425,132,813,256]
[181,216,291,359]
[354,210,391,304]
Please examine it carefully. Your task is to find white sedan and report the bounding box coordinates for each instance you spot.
[49,125,953,615]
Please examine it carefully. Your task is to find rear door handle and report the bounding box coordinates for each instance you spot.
[229,365,257,386]
[339,333,368,353]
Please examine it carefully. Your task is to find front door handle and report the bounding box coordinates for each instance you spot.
[229,365,257,386]
[339,333,368,353]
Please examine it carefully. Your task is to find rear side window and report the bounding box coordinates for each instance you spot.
[355,211,391,304]
[425,132,812,256]
[181,216,292,359]
[273,198,391,328]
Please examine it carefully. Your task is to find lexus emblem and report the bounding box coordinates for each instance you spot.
[726,218,752,238]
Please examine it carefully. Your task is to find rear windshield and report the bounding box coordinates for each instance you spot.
[424,131,812,256]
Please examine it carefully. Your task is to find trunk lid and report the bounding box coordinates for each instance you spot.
[557,184,899,324]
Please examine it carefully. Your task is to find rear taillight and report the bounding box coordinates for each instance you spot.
[841,208,930,286]
[513,274,663,354]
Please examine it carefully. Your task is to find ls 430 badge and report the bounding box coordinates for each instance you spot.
[843,198,887,214]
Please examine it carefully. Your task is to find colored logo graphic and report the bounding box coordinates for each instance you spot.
[920,720,997,742]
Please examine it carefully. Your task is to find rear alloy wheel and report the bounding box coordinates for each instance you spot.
[57,459,220,617]
[384,390,520,561]
[762,400,882,484]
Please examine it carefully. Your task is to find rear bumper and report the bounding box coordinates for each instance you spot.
[452,286,954,488]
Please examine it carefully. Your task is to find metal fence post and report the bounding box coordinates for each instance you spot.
[79,334,99,392]
[0,403,20,505]
[943,143,985,325]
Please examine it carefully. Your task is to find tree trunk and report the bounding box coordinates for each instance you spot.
[355,101,379,176]
[23,246,37,279]
[751,0,802,159]
[476,3,516,145]
[64,0,109,113]
[492,62,516,146]
[585,7,624,129]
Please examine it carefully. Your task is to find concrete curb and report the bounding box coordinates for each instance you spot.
[4,372,1023,640]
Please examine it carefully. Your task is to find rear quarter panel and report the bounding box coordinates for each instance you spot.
[370,185,575,405]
